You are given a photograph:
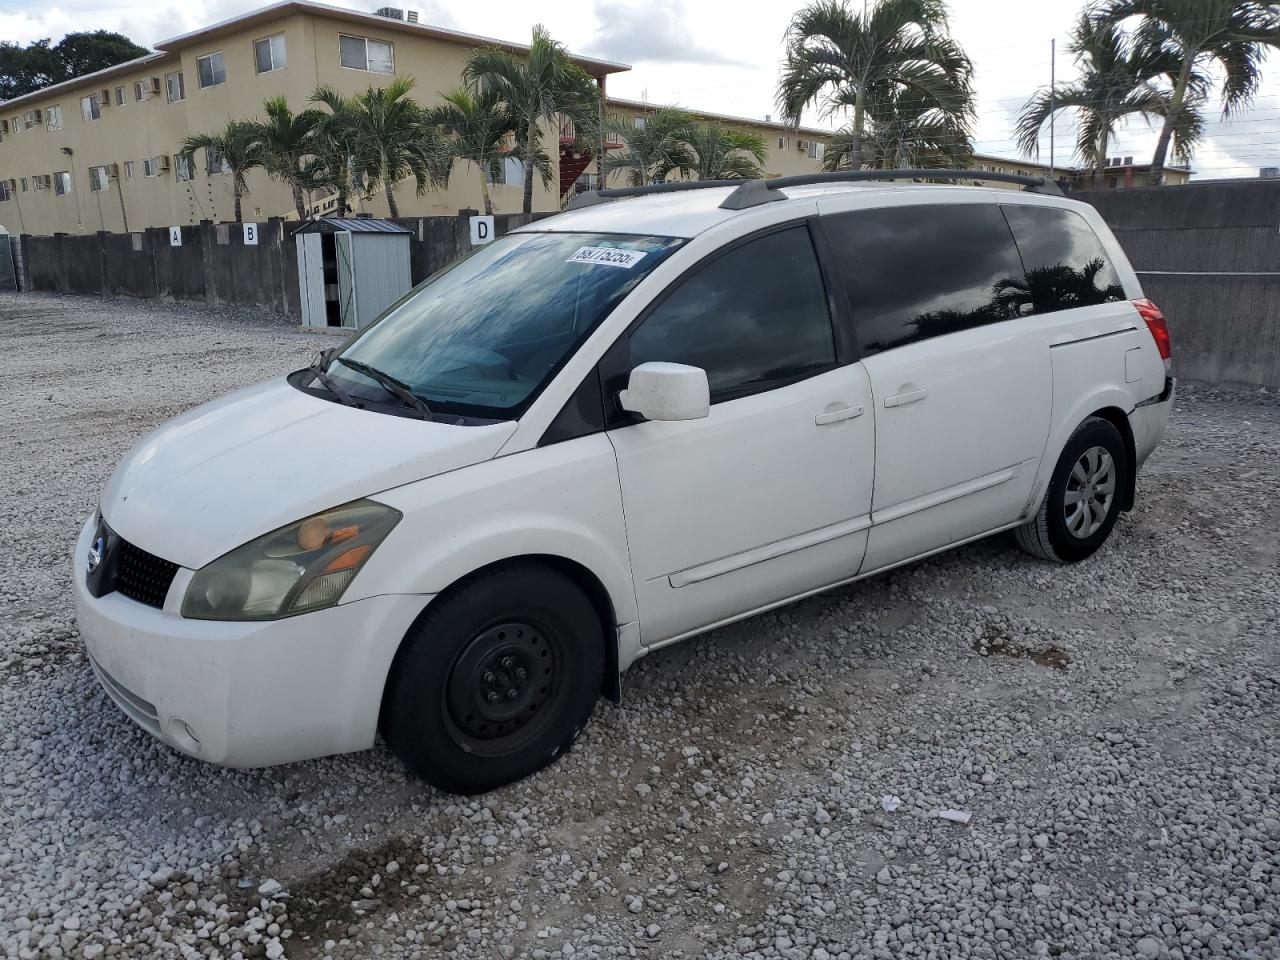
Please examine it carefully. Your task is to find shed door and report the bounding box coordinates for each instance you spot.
[0,236,15,293]
[297,233,324,327]
[336,231,357,328]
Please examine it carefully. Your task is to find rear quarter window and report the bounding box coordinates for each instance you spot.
[821,203,1026,354]
[1000,204,1125,314]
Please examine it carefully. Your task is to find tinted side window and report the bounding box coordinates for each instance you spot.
[823,203,1027,353]
[1001,204,1125,313]
[628,225,836,400]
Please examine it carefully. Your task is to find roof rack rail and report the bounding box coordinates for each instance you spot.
[720,168,1063,209]
[565,179,745,211]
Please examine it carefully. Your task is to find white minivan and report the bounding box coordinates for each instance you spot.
[73,172,1174,794]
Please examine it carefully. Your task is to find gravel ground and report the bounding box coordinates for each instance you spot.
[1,291,1278,960]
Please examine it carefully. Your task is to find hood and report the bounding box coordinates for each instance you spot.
[101,376,516,569]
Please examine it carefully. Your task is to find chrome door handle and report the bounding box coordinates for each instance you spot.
[884,387,928,408]
[815,403,864,426]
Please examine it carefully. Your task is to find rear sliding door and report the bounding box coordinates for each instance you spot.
[818,198,1053,571]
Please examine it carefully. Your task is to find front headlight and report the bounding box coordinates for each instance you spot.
[182,500,401,621]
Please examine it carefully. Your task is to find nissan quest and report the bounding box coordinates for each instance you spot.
[72,171,1174,795]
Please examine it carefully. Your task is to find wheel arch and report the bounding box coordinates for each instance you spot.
[1087,405,1137,511]
[380,554,624,721]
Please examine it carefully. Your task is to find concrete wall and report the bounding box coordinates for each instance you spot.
[1079,180,1280,389]
[17,212,543,317]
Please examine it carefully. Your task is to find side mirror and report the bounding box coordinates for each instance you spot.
[618,362,710,422]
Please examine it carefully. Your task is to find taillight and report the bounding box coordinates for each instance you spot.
[1133,298,1171,362]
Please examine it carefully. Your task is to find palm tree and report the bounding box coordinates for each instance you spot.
[826,87,972,169]
[463,25,601,213]
[601,108,697,185]
[682,122,767,180]
[182,121,264,222]
[424,87,516,215]
[777,0,974,170]
[1100,0,1280,183]
[331,76,440,218]
[1015,14,1178,181]
[247,95,324,219]
[310,85,360,215]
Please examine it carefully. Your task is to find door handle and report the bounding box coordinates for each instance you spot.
[815,403,864,426]
[884,387,928,408]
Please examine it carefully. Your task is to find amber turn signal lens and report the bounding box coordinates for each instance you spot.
[296,517,329,551]
[331,524,360,543]
[323,544,372,574]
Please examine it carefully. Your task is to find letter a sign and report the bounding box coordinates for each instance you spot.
[469,215,495,245]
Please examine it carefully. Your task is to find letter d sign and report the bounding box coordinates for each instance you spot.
[469,215,495,246]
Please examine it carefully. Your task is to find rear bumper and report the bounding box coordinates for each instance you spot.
[1132,376,1175,470]
[72,516,430,767]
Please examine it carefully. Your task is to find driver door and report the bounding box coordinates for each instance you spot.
[604,222,876,646]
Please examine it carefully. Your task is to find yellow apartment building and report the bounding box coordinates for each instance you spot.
[0,1,840,235]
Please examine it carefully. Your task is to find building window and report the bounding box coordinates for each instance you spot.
[166,71,186,103]
[46,105,63,131]
[197,52,227,88]
[133,81,145,102]
[632,116,646,129]
[22,109,41,129]
[114,86,126,106]
[0,181,10,202]
[80,95,102,122]
[20,177,28,191]
[255,33,287,73]
[90,165,110,192]
[54,171,73,195]
[175,153,193,182]
[143,157,158,177]
[206,148,231,175]
[777,137,785,150]
[807,141,824,160]
[339,34,393,73]
[124,160,135,179]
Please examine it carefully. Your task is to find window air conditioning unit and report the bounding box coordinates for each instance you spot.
[100,89,112,107]
[35,174,52,190]
[106,162,120,178]
[156,155,171,172]
[797,139,810,151]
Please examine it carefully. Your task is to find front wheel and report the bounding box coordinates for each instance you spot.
[381,564,605,794]
[1016,416,1129,563]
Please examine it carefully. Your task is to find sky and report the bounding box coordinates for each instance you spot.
[2,0,1277,179]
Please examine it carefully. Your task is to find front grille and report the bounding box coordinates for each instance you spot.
[114,537,180,609]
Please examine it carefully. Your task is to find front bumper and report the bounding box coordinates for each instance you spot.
[72,516,430,767]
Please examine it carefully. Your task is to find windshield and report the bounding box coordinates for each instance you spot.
[326,231,684,419]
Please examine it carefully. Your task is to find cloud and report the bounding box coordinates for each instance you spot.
[586,0,746,66]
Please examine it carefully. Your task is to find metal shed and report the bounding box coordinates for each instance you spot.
[295,218,413,329]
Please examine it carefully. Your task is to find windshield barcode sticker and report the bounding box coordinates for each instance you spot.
[567,246,648,268]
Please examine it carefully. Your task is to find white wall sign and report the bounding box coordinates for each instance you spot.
[169,226,182,247]
[469,215,495,246]
[243,223,258,245]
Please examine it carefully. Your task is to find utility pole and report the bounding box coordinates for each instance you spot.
[1048,38,1056,181]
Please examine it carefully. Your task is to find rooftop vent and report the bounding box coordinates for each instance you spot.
[375,6,405,19]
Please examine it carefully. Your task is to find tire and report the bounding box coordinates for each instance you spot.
[1016,416,1129,564]
[381,563,605,795]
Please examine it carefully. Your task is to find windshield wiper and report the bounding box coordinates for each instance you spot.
[335,356,435,421]
[308,353,359,409]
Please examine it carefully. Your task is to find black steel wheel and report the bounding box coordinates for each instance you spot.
[381,563,605,794]
[442,619,566,759]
